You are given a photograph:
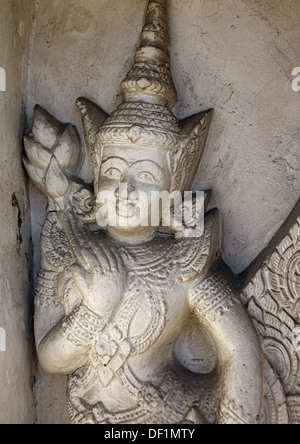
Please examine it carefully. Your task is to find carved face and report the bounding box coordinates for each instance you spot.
[96,146,172,239]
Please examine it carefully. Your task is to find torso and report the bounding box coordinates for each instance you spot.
[64,232,218,424]
[39,210,220,424]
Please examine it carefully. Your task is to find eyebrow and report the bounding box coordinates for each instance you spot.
[101,157,129,166]
[131,160,163,170]
[102,157,164,170]
[131,161,163,179]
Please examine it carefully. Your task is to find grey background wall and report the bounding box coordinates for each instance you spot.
[0,0,299,424]
[0,0,35,424]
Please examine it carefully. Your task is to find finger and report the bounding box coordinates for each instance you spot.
[81,248,101,270]
[72,248,97,272]
[71,264,89,295]
[81,248,110,275]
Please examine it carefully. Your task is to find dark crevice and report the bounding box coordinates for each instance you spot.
[11,192,24,246]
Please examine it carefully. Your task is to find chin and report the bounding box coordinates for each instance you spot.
[110,224,149,234]
[107,224,156,241]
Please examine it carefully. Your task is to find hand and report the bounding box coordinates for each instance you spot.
[71,248,124,317]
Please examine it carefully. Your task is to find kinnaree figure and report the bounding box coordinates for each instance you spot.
[23,0,299,425]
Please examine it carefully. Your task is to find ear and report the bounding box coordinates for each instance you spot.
[76,97,109,192]
[172,109,213,192]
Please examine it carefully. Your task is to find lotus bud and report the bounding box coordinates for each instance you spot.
[45,156,69,198]
[24,136,52,170]
[53,124,80,172]
[23,157,46,194]
[32,105,63,149]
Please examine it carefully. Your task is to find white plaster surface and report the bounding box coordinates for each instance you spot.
[0,0,35,424]
[23,0,300,424]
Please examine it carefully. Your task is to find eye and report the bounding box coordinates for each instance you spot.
[137,171,157,183]
[103,167,122,180]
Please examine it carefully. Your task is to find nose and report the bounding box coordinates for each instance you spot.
[126,182,136,193]
[122,172,136,190]
[115,177,136,199]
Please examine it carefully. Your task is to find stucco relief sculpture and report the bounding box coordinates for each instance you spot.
[242,210,300,425]
[23,0,299,424]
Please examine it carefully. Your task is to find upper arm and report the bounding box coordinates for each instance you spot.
[34,268,65,348]
[188,268,261,358]
[34,265,81,346]
[34,267,89,374]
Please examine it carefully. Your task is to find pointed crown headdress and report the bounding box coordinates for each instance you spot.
[77,0,213,192]
[98,0,179,152]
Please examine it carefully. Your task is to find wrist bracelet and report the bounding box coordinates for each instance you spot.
[62,305,105,347]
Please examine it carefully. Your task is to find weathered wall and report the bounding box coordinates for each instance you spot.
[0,0,35,424]
[26,0,300,275]
[24,0,300,423]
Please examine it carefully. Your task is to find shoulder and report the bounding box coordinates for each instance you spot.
[177,209,220,283]
[189,261,240,320]
[41,211,74,271]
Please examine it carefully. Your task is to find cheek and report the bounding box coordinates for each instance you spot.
[161,177,171,191]
[136,174,172,194]
[162,168,172,188]
[97,178,119,194]
[158,168,172,191]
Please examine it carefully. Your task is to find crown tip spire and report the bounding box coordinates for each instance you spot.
[98,0,180,152]
[121,0,176,107]
[140,0,170,53]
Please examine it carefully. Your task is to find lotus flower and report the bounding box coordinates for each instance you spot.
[23,105,81,199]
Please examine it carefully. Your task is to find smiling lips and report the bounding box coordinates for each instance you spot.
[116,198,139,218]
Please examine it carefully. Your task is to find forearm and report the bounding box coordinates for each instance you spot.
[217,322,264,424]
[38,304,105,374]
[190,275,264,424]
[209,310,263,424]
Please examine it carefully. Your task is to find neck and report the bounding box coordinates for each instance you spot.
[107,227,156,245]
